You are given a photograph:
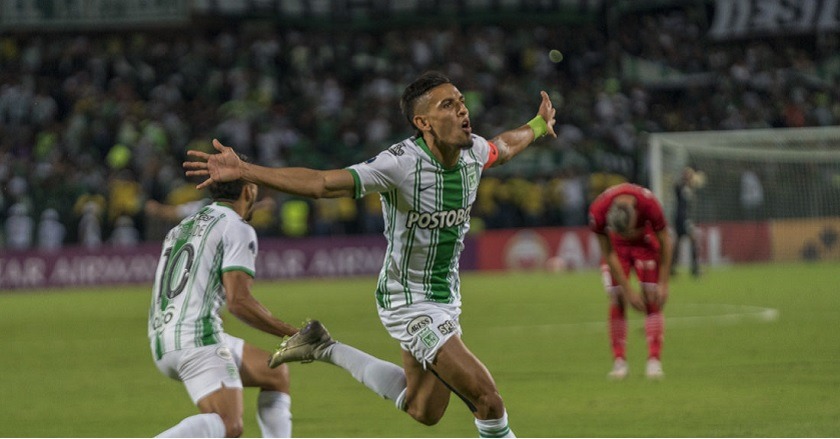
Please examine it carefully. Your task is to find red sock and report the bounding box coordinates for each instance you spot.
[645,302,664,360]
[609,304,627,360]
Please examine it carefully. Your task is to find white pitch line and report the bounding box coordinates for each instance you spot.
[494,303,779,334]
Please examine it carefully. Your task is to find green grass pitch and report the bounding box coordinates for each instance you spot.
[1,262,838,437]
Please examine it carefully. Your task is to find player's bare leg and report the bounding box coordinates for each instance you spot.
[422,336,515,437]
[197,387,244,438]
[240,343,292,437]
[399,350,452,425]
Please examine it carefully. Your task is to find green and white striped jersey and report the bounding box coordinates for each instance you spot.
[148,202,257,360]
[347,135,495,310]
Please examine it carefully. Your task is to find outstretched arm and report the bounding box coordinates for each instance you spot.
[223,270,299,338]
[489,90,557,167]
[184,139,355,199]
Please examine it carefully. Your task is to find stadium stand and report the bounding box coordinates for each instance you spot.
[1,1,838,248]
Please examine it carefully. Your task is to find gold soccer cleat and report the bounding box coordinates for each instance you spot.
[268,320,336,368]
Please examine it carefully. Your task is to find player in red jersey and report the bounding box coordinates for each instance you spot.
[588,183,672,380]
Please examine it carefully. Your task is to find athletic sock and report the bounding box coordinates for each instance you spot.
[256,391,292,438]
[156,413,225,438]
[609,304,627,360]
[475,411,515,438]
[645,302,664,360]
[394,388,408,411]
[322,342,407,401]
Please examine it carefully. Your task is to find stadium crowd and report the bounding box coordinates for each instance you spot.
[2,6,839,249]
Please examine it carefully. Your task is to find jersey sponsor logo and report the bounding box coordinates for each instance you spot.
[387,144,405,156]
[406,315,433,336]
[437,319,457,336]
[226,364,238,379]
[195,212,213,222]
[216,346,234,361]
[418,327,440,349]
[406,208,470,229]
[177,223,208,240]
[151,304,177,330]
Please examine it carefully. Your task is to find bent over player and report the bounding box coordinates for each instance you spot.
[149,155,299,437]
[588,182,672,380]
[184,71,556,437]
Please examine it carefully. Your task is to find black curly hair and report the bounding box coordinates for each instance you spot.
[400,71,451,133]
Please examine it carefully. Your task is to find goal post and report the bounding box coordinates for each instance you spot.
[648,127,840,264]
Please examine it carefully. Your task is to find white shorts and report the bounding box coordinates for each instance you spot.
[153,334,245,404]
[378,302,462,368]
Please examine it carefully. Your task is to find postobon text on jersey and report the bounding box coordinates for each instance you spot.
[405,208,471,229]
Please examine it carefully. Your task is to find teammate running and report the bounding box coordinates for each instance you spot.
[184,71,556,437]
[588,182,672,380]
[149,156,299,437]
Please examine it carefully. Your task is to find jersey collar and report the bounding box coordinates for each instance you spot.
[414,137,462,171]
[213,201,235,211]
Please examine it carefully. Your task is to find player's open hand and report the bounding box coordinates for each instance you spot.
[537,90,558,138]
[183,139,243,189]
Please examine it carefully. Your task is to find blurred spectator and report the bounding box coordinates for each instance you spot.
[106,168,144,228]
[143,196,207,241]
[588,172,628,204]
[740,169,765,220]
[312,198,343,236]
[37,208,66,250]
[280,199,310,237]
[5,176,30,210]
[109,215,140,247]
[359,194,385,235]
[559,169,589,226]
[145,198,208,223]
[2,8,839,249]
[77,198,104,249]
[249,196,279,235]
[5,203,34,250]
[506,176,545,227]
[473,176,502,227]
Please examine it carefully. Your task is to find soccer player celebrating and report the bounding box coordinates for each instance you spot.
[149,155,300,438]
[588,182,672,380]
[184,71,556,437]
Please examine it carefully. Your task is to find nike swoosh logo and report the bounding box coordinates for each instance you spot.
[419,184,435,192]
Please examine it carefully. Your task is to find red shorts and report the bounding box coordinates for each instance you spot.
[600,242,660,288]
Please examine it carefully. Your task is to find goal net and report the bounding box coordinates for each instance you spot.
[648,127,840,264]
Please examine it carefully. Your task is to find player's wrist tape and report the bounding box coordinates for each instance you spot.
[527,115,548,139]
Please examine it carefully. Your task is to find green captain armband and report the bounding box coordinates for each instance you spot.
[527,115,548,139]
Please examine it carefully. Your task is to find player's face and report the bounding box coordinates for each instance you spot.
[417,83,473,149]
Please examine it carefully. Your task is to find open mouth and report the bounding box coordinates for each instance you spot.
[461,119,472,133]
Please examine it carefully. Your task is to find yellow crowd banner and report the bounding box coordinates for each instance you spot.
[770,217,840,262]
